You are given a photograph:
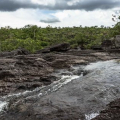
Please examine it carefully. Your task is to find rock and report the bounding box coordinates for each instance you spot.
[101,40,113,50]
[0,71,15,80]
[36,43,70,53]
[0,49,116,96]
[43,54,57,62]
[12,48,30,55]
[92,98,120,120]
[0,48,30,57]
[40,75,57,82]
[91,45,103,50]
[40,75,57,85]
[17,83,43,90]
[50,43,70,52]
[36,48,50,53]
[0,49,119,120]
[51,59,70,69]
[0,54,54,95]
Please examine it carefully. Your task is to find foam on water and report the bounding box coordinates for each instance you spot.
[85,113,99,120]
[84,60,116,71]
[0,101,7,112]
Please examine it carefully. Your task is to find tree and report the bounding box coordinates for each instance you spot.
[112,11,120,35]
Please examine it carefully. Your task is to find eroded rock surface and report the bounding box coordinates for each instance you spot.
[0,49,119,120]
[92,98,120,120]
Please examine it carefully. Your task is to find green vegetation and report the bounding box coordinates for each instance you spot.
[0,23,120,53]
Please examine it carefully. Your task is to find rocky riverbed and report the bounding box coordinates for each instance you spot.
[0,48,115,96]
[0,48,120,120]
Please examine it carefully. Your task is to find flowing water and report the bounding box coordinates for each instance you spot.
[0,59,120,120]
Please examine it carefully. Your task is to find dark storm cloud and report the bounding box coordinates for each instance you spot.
[52,0,120,11]
[0,0,38,11]
[0,0,120,11]
[40,18,60,23]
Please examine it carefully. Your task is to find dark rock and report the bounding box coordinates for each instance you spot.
[12,48,30,55]
[101,40,116,50]
[36,43,70,53]
[0,48,30,57]
[50,43,70,52]
[36,48,50,53]
[0,54,53,95]
[51,59,70,69]
[40,75,57,82]
[91,45,103,50]
[17,83,42,90]
[92,98,120,120]
[43,54,56,62]
[40,75,57,85]
[0,71,14,80]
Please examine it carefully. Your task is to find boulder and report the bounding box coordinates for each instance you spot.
[36,43,70,53]
[50,43,70,52]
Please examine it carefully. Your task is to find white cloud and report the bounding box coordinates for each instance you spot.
[50,9,115,27]
[67,0,80,6]
[31,0,55,6]
[0,6,118,28]
[0,9,49,28]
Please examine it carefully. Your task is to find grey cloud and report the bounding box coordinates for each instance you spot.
[40,18,60,23]
[0,0,120,11]
[0,0,38,11]
[52,0,120,11]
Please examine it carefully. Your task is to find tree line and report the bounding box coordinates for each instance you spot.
[0,23,119,53]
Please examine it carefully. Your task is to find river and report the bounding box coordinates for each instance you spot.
[0,59,120,120]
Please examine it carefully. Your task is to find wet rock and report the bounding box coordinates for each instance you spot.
[0,49,117,96]
[0,50,119,120]
[17,83,43,90]
[40,75,57,82]
[92,98,120,120]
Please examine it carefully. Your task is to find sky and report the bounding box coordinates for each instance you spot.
[0,0,120,28]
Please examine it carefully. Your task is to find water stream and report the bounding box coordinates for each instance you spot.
[0,65,82,112]
[0,59,120,120]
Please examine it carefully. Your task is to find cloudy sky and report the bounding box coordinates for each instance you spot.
[0,0,120,28]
